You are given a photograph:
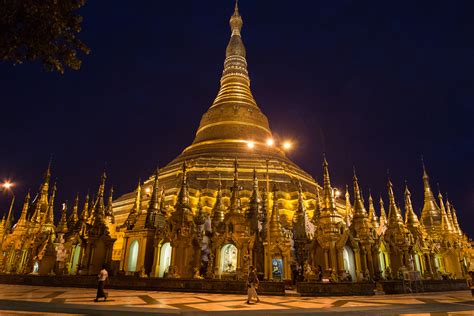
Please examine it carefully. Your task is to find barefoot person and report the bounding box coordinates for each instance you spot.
[246,266,260,304]
[94,264,108,302]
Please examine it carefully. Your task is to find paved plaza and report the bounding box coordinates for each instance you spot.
[0,284,472,315]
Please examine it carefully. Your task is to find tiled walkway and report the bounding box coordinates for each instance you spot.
[0,284,472,315]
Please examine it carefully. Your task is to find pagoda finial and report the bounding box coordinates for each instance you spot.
[57,201,69,234]
[229,158,241,213]
[269,184,283,237]
[69,193,79,226]
[211,174,225,227]
[368,190,379,228]
[229,0,243,37]
[419,158,441,230]
[379,196,387,227]
[404,182,420,227]
[147,167,160,215]
[133,178,142,214]
[43,181,57,228]
[436,184,452,233]
[176,162,190,208]
[352,168,367,218]
[17,190,31,224]
[322,154,336,210]
[387,179,403,225]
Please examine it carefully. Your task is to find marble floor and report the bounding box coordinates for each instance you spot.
[0,284,471,315]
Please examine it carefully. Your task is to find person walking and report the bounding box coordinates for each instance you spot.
[246,266,260,304]
[94,264,109,302]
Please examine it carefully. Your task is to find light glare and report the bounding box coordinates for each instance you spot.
[266,139,274,146]
[283,141,292,150]
[2,182,13,189]
[247,141,255,149]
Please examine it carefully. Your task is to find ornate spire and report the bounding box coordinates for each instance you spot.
[420,159,441,229]
[404,183,420,227]
[368,191,379,229]
[437,188,453,234]
[246,168,260,235]
[92,171,107,221]
[57,201,69,234]
[444,194,455,233]
[189,2,274,154]
[17,190,30,225]
[379,196,387,227]
[269,184,283,238]
[132,178,142,214]
[229,159,241,213]
[211,175,225,227]
[312,185,322,224]
[42,181,57,231]
[352,169,368,218]
[176,162,190,209]
[345,184,352,225]
[387,179,403,225]
[106,187,114,215]
[80,193,90,222]
[322,155,337,212]
[146,167,160,227]
[293,181,309,239]
[194,190,206,226]
[447,199,462,236]
[69,193,79,227]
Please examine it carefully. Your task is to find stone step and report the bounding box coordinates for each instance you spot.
[285,289,301,297]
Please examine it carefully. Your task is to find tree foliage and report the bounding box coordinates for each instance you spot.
[0,0,90,74]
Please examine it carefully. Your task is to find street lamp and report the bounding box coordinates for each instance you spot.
[2,181,15,231]
[283,141,292,150]
[266,138,274,146]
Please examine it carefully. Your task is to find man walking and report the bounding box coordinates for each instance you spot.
[94,264,108,302]
[246,266,260,304]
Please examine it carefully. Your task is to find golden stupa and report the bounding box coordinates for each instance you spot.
[112,2,320,227]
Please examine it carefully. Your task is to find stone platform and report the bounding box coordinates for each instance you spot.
[380,279,469,294]
[296,281,376,296]
[0,274,285,295]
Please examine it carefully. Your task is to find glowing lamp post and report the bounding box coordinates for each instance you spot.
[2,181,15,231]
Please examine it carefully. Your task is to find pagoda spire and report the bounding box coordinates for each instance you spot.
[194,190,206,227]
[17,191,31,226]
[444,194,455,233]
[352,169,368,218]
[367,190,379,229]
[211,175,225,227]
[446,199,462,236]
[189,2,273,151]
[437,187,453,234]
[80,193,90,222]
[229,159,241,213]
[269,185,283,238]
[387,179,403,225]
[106,187,115,223]
[404,183,420,227]
[345,184,352,225]
[132,178,142,214]
[176,162,190,209]
[69,193,79,227]
[293,181,309,239]
[322,155,337,212]
[246,168,260,235]
[379,196,387,227]
[420,158,441,229]
[42,181,57,231]
[146,167,160,227]
[312,184,322,224]
[57,201,69,234]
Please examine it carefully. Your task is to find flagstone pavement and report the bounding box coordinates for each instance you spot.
[0,284,472,315]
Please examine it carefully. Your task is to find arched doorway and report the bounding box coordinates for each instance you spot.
[158,242,172,278]
[220,244,237,274]
[128,240,139,272]
[33,261,39,274]
[379,252,388,275]
[70,245,81,274]
[342,246,356,281]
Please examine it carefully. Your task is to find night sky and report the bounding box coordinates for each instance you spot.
[0,1,472,237]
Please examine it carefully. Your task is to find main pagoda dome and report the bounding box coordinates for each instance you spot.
[113,3,318,226]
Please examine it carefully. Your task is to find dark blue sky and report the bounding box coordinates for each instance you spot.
[0,1,473,236]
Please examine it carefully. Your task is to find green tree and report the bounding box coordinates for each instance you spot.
[0,0,90,74]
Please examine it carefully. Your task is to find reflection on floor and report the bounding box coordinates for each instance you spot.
[0,284,471,315]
